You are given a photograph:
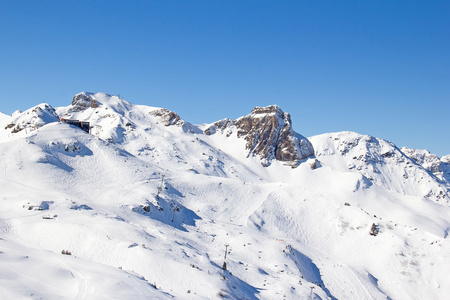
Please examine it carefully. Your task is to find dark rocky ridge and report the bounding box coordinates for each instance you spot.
[205,105,314,167]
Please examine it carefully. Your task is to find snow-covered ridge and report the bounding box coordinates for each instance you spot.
[402,147,450,186]
[69,91,133,114]
[1,103,59,135]
[2,92,314,167]
[310,131,449,204]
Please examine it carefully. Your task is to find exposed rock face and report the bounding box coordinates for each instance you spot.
[205,105,314,167]
[71,92,99,112]
[203,118,234,136]
[150,108,185,127]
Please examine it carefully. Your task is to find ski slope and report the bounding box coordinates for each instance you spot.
[0,92,449,299]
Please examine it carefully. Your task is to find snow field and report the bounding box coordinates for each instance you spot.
[0,92,449,299]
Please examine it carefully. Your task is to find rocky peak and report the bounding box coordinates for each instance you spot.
[150,108,185,127]
[149,108,201,134]
[71,92,100,112]
[205,105,314,167]
[246,105,285,118]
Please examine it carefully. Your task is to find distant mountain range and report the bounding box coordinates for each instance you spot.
[0,92,449,299]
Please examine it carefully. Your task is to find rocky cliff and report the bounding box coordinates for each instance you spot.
[204,105,314,167]
[70,92,100,112]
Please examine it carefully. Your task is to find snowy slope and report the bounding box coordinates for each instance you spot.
[0,112,7,122]
[0,239,172,300]
[0,92,449,299]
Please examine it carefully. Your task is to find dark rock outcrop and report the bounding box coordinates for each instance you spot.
[71,92,99,112]
[150,108,185,127]
[205,105,314,167]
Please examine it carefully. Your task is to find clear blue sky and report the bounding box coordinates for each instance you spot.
[1,1,449,156]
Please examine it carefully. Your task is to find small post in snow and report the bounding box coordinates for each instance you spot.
[222,243,229,270]
[224,244,229,260]
[157,174,165,199]
[160,175,165,189]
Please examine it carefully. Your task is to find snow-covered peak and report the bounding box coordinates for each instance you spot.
[310,131,449,204]
[312,131,397,157]
[443,155,450,164]
[401,148,441,172]
[247,104,285,118]
[70,92,133,115]
[402,147,450,186]
[71,92,98,111]
[1,103,59,135]
[60,95,312,168]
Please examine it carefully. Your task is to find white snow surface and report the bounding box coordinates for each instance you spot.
[0,112,7,121]
[0,92,449,299]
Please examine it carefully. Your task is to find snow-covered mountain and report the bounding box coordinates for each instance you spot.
[0,92,449,299]
[401,147,450,187]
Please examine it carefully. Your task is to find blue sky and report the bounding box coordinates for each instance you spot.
[1,1,449,156]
